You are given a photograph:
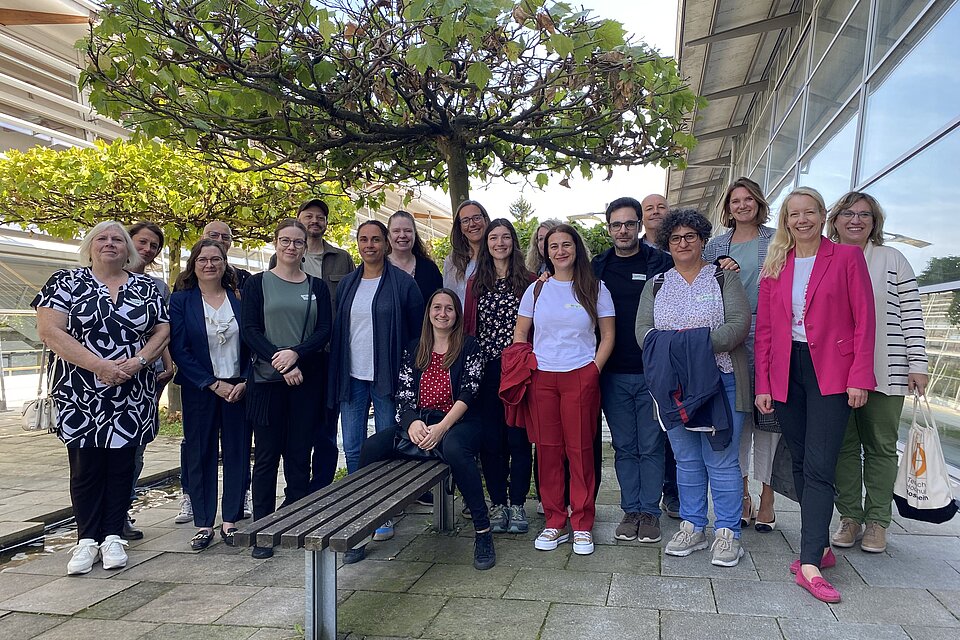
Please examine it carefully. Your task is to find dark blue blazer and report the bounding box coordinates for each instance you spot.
[170,287,248,391]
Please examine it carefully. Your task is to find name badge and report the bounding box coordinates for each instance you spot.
[301,294,314,301]
[695,293,718,303]
[565,303,583,310]
[632,273,647,281]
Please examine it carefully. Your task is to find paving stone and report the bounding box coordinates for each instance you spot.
[216,586,303,628]
[712,579,834,620]
[892,514,960,537]
[503,568,610,605]
[122,583,262,623]
[0,572,58,601]
[484,538,570,569]
[0,576,138,615]
[0,612,66,639]
[337,559,432,593]
[540,602,658,640]
[1,549,161,579]
[410,562,518,598]
[931,589,960,618]
[246,629,303,640]
[394,534,475,565]
[735,528,796,553]
[844,555,960,589]
[132,527,222,552]
[661,547,761,580]
[363,534,417,561]
[30,618,158,640]
[885,534,960,560]
[749,551,866,587]
[832,585,960,626]
[901,626,960,640]
[0,521,44,547]
[118,550,265,584]
[232,551,304,587]
[589,521,621,546]
[660,610,784,639]
[75,581,177,620]
[338,591,445,638]
[779,619,910,640]
[607,574,715,613]
[422,596,548,640]
[564,543,659,574]
[138,622,259,640]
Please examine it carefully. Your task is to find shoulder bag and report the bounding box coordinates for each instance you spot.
[21,347,58,433]
[253,275,314,383]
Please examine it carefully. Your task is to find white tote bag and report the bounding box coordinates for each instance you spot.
[893,394,959,523]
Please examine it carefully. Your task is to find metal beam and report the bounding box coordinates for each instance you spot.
[685,12,802,47]
[679,178,726,191]
[695,124,748,141]
[702,81,768,101]
[686,155,731,167]
[0,10,89,26]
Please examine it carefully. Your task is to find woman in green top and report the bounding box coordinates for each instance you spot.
[241,219,332,559]
[703,177,779,533]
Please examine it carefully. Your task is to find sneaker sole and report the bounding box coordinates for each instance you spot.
[711,546,745,567]
[67,564,94,575]
[614,531,638,541]
[573,542,594,555]
[534,534,570,551]
[507,523,529,534]
[174,515,193,524]
[830,538,858,548]
[372,531,394,542]
[664,540,709,557]
[490,523,509,533]
[102,559,127,570]
[860,543,886,553]
[637,534,662,543]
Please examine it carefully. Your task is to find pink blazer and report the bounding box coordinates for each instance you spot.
[755,238,876,402]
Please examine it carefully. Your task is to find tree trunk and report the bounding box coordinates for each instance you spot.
[437,136,470,215]
[166,235,183,413]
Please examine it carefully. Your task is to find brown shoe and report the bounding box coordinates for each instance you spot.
[861,521,887,553]
[615,512,642,541]
[636,513,661,543]
[830,518,863,548]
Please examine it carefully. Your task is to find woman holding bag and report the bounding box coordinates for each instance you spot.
[242,219,332,559]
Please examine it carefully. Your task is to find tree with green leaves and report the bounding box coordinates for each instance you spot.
[0,139,354,282]
[83,0,703,214]
[509,196,535,226]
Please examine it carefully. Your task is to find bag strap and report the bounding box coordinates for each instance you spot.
[532,279,544,314]
[35,346,48,397]
[652,266,724,297]
[298,275,314,343]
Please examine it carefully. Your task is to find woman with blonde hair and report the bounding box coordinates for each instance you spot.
[525,219,563,275]
[755,187,875,603]
[826,191,927,554]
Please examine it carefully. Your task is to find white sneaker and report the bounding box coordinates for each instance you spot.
[100,535,129,570]
[243,489,253,519]
[573,530,594,555]
[174,493,193,524]
[67,539,100,575]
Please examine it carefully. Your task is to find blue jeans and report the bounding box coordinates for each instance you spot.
[601,372,664,516]
[665,372,746,535]
[340,377,397,473]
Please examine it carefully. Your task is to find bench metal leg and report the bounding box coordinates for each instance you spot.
[434,476,454,532]
[305,548,337,640]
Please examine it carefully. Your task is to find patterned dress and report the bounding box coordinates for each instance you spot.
[32,268,169,448]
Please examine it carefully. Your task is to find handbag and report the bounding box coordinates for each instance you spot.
[394,409,443,460]
[253,276,314,383]
[21,347,58,433]
[770,437,798,503]
[753,405,781,433]
[893,393,959,523]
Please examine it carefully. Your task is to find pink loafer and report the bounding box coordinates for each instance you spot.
[795,570,841,603]
[790,548,836,575]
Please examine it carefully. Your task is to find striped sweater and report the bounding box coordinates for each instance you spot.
[863,243,928,395]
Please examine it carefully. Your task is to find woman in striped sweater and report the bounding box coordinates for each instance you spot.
[826,192,928,554]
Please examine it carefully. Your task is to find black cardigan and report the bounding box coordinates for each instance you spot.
[395,336,485,430]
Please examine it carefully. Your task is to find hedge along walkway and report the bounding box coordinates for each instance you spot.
[1,433,960,639]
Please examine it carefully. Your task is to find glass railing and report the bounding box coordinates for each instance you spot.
[0,310,43,412]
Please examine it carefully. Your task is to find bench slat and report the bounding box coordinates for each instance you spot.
[312,461,450,552]
[235,460,402,548]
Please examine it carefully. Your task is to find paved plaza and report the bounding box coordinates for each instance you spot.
[1,415,960,639]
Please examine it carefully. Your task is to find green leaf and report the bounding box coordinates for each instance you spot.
[535,173,549,188]
[406,42,445,72]
[595,20,626,49]
[467,62,492,90]
[549,33,574,58]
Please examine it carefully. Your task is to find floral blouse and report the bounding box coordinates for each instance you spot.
[395,336,484,429]
[476,278,522,362]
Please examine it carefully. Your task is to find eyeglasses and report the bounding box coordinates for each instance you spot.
[459,213,485,227]
[277,237,306,248]
[206,231,233,242]
[668,232,700,246]
[608,220,639,232]
[195,257,224,266]
[838,210,874,221]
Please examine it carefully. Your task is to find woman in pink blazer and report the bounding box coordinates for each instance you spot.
[755,187,876,604]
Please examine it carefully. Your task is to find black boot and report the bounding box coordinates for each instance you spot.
[473,531,496,570]
[123,515,144,540]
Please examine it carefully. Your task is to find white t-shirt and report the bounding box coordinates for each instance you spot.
[518,279,615,372]
[791,256,816,342]
[442,255,477,306]
[203,299,241,379]
[349,277,380,380]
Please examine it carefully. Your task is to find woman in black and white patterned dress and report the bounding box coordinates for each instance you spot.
[33,221,169,576]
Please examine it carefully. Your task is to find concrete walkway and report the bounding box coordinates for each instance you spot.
[1,424,960,639]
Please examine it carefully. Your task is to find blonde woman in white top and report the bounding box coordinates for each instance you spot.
[827,192,928,554]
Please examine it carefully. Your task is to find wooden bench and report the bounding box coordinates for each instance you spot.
[235,459,454,640]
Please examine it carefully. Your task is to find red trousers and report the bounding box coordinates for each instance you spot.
[528,363,601,530]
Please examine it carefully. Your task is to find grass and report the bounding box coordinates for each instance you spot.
[157,407,184,438]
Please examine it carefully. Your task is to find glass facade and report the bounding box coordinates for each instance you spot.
[732,0,960,469]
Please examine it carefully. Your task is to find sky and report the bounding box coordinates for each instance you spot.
[418,0,681,223]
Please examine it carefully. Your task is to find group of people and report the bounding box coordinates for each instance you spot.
[35,180,927,605]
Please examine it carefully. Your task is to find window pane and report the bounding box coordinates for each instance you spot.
[872,0,927,67]
[775,37,810,128]
[798,101,858,206]
[860,3,960,181]
[769,103,801,187]
[866,126,960,468]
[813,0,858,66]
[750,149,768,191]
[748,103,772,169]
[804,0,868,145]
[766,170,797,219]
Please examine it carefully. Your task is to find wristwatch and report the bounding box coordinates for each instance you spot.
[137,355,148,367]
